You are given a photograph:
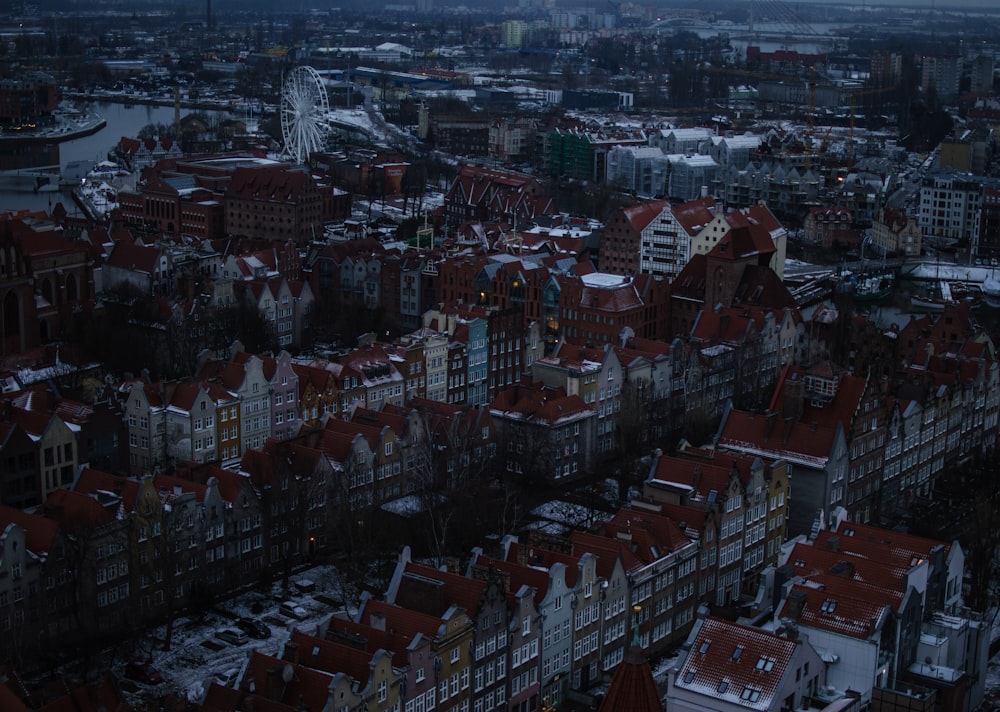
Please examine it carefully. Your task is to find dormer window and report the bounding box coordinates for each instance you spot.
[756,655,776,672]
[820,599,837,614]
[698,640,711,655]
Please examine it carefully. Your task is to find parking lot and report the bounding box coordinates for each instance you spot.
[118,567,351,705]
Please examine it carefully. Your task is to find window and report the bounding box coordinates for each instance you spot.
[756,656,776,672]
[451,647,460,663]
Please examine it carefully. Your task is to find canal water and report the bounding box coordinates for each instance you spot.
[0,101,235,215]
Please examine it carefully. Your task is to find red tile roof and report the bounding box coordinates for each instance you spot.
[74,469,141,512]
[0,504,59,555]
[361,599,448,642]
[777,580,893,640]
[106,241,162,274]
[673,617,800,708]
[397,561,487,618]
[622,200,669,232]
[244,651,333,710]
[672,196,717,234]
[718,409,838,468]
[289,629,375,687]
[44,488,114,534]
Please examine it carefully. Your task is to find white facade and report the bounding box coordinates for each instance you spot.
[606,146,669,197]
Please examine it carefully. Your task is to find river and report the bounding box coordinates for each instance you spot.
[0,101,237,215]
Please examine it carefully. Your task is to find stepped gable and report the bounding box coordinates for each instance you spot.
[598,642,664,712]
[0,505,59,556]
[673,617,798,709]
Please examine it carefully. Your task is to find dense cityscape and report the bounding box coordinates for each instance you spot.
[1,0,1000,710]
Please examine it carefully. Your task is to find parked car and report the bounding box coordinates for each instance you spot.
[215,628,249,645]
[279,601,308,620]
[124,660,163,685]
[235,617,271,639]
[212,669,240,688]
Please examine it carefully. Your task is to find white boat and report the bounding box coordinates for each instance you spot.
[910,281,952,312]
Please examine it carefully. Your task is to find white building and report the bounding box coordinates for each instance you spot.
[606,145,669,197]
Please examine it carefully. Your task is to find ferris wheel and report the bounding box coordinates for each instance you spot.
[280,66,331,164]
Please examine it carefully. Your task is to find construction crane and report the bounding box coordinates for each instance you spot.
[847,85,896,166]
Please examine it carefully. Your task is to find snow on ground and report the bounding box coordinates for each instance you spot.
[120,565,356,707]
[529,499,607,532]
[327,108,380,136]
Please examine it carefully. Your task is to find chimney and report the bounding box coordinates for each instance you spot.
[701,185,708,198]
[266,666,286,700]
[370,611,387,632]
[826,536,840,552]
[283,640,299,665]
[765,411,778,439]
[783,372,804,421]
[784,620,799,641]
[787,589,807,620]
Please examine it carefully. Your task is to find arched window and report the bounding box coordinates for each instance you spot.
[65,273,78,301]
[41,277,53,305]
